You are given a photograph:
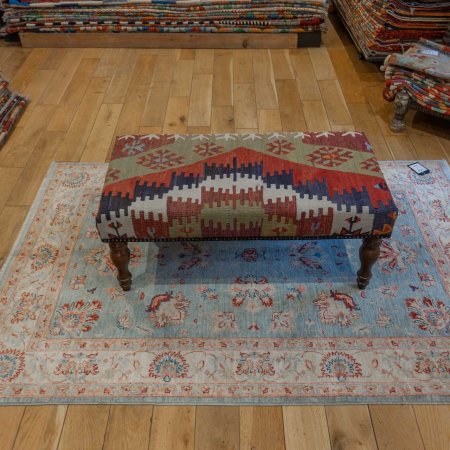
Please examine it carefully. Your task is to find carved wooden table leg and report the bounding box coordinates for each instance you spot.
[390,89,410,132]
[357,236,382,289]
[109,242,132,291]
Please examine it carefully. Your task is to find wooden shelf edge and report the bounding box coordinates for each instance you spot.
[19,31,321,49]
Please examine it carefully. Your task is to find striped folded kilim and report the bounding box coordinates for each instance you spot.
[1,0,328,35]
[382,39,450,116]
[333,0,450,61]
[96,132,398,241]
[0,76,28,148]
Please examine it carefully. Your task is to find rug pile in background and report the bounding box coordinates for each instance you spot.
[445,22,450,45]
[382,39,450,116]
[0,159,448,405]
[1,0,328,35]
[0,76,28,147]
[333,0,450,61]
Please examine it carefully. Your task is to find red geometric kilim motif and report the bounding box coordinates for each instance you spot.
[137,149,186,170]
[106,168,120,181]
[194,142,224,157]
[266,139,295,155]
[306,147,354,167]
[360,157,381,173]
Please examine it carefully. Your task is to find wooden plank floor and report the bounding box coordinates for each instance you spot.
[1,16,449,450]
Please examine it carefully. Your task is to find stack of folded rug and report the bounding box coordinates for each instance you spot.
[1,0,329,35]
[0,76,28,147]
[445,22,450,44]
[382,39,450,116]
[333,0,450,61]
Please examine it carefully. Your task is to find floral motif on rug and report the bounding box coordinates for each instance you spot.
[0,160,449,404]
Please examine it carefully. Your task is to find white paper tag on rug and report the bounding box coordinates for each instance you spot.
[421,49,439,56]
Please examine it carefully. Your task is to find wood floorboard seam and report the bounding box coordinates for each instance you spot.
[9,408,26,450]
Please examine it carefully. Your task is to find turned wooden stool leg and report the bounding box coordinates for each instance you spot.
[390,89,410,132]
[109,242,132,291]
[357,237,382,289]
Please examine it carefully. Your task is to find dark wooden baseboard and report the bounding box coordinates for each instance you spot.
[297,31,322,48]
[19,32,296,48]
[19,31,321,49]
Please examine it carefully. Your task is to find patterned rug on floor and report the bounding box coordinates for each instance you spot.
[0,160,448,405]
[0,76,28,148]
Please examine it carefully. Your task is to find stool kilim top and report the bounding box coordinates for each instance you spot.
[96,132,398,242]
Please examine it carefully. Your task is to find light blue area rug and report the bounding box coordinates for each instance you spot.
[0,160,448,404]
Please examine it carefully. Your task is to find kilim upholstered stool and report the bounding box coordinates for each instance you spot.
[96,132,398,291]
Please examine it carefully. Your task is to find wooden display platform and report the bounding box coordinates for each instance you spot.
[19,31,321,49]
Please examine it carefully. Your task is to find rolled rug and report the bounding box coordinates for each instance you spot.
[0,76,29,148]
